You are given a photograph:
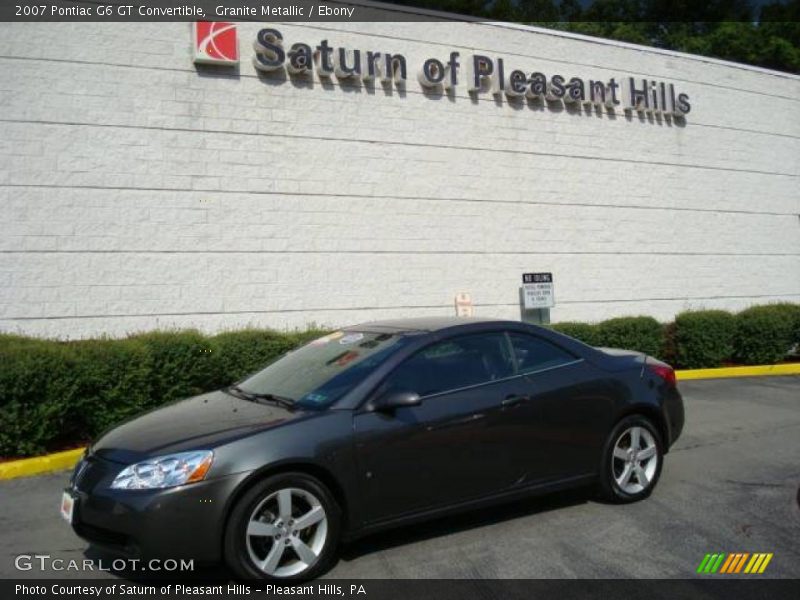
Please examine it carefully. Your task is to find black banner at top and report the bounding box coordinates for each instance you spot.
[4,0,799,22]
[1,0,460,22]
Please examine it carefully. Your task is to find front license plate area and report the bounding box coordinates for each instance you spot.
[60,491,75,524]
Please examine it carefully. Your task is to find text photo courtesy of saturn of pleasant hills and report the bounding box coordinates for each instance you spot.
[0,1,799,599]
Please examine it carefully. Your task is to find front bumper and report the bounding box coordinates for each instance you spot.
[67,454,250,563]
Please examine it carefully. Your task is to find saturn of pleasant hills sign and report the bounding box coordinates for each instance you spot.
[246,28,691,118]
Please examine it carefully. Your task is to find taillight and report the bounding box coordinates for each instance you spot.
[648,363,676,387]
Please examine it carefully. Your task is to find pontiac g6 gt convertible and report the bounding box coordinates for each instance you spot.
[63,317,684,580]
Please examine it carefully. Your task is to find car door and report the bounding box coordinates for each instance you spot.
[352,332,521,524]
[506,332,610,483]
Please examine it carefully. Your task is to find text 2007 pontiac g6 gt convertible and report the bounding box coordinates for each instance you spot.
[62,317,684,580]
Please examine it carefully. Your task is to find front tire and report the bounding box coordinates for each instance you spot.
[224,473,341,581]
[598,415,664,503]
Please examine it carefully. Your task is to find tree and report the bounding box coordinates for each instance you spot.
[383,0,800,73]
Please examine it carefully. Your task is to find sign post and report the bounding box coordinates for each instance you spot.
[520,272,554,325]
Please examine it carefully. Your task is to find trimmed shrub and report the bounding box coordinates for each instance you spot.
[71,338,153,436]
[211,329,306,383]
[130,330,221,406]
[0,336,155,456]
[772,303,800,348]
[211,328,331,384]
[0,337,79,456]
[734,304,798,365]
[550,322,600,346]
[0,328,325,457]
[596,316,665,358]
[661,321,678,366]
[674,310,736,369]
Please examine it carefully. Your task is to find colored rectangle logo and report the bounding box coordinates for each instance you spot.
[193,22,239,66]
[698,553,773,575]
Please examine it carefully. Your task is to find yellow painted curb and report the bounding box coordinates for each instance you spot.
[677,363,800,381]
[0,447,84,481]
[1,362,799,481]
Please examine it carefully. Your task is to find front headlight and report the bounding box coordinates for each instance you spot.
[110,450,213,490]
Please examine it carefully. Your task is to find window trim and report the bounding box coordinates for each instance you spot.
[362,330,584,407]
[363,330,512,403]
[418,358,584,400]
[506,331,579,376]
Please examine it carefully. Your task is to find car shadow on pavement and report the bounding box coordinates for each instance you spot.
[338,486,594,563]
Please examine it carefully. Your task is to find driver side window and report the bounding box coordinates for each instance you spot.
[508,333,576,374]
[382,333,514,397]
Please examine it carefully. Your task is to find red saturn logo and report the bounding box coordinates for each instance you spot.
[193,21,239,66]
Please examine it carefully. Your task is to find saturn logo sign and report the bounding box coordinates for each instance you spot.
[193,22,239,66]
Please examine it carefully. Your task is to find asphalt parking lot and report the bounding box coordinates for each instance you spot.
[1,376,798,580]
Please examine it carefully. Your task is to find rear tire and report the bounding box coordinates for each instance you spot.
[224,472,341,581]
[598,415,664,503]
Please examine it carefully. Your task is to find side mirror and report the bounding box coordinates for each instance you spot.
[372,390,421,412]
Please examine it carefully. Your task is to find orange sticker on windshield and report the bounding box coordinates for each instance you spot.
[336,351,360,367]
[310,331,344,345]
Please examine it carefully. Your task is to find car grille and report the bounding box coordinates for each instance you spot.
[73,522,133,552]
[70,454,113,493]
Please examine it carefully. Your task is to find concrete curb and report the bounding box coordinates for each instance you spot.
[0,447,85,481]
[1,363,798,481]
[676,363,800,381]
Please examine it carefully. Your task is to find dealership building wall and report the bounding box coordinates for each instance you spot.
[0,12,799,339]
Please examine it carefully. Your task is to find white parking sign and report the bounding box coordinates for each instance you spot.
[522,273,555,309]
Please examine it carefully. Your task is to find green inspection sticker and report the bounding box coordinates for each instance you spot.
[302,393,328,405]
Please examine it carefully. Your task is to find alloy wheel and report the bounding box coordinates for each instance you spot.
[245,487,328,578]
[611,426,659,494]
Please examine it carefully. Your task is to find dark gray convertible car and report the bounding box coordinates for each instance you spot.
[62,317,684,580]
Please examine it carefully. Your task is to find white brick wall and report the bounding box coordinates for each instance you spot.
[0,16,798,339]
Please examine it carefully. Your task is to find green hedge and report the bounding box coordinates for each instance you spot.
[211,329,326,382]
[595,316,666,359]
[550,322,600,347]
[550,303,798,368]
[734,304,800,365]
[0,338,81,457]
[1,303,798,458]
[71,338,154,440]
[674,310,736,369]
[0,329,327,458]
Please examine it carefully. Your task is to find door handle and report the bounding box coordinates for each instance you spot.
[426,413,485,431]
[501,394,529,408]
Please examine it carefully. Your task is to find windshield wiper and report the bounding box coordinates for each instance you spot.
[224,385,253,401]
[225,385,295,409]
[249,392,295,410]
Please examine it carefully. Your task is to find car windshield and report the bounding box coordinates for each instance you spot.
[237,331,411,409]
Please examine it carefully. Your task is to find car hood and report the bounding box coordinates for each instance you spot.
[91,390,304,464]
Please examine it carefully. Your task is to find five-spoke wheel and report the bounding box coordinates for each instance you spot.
[225,474,340,580]
[246,487,328,577]
[612,426,659,494]
[600,415,663,502]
